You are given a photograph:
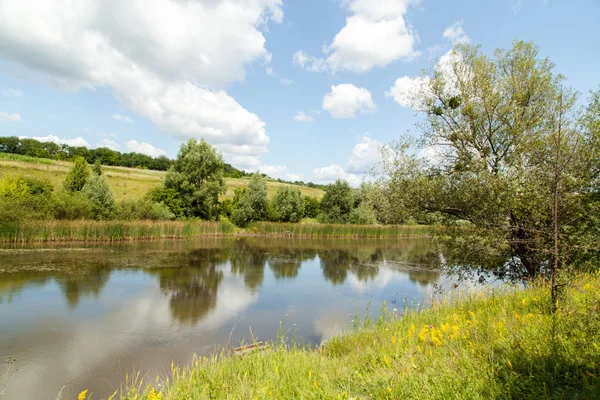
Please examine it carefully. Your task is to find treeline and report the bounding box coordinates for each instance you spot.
[0,136,327,188]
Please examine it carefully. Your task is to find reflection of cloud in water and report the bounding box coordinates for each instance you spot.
[1,269,257,400]
[348,268,396,292]
[312,308,349,343]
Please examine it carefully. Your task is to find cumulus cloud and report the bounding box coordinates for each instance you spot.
[110,114,134,123]
[97,138,121,151]
[387,22,468,111]
[293,111,314,122]
[0,88,23,97]
[347,136,385,173]
[286,172,304,181]
[24,135,90,147]
[322,84,376,118]
[443,21,470,45]
[313,164,362,187]
[244,163,303,182]
[126,139,168,157]
[294,0,420,73]
[0,0,283,169]
[0,111,21,122]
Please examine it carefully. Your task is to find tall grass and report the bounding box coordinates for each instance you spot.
[0,220,442,242]
[105,272,600,400]
[247,221,445,238]
[0,220,235,242]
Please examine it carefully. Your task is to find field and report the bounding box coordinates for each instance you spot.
[0,153,325,201]
[108,272,600,399]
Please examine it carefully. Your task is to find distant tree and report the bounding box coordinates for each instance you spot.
[318,180,354,224]
[0,136,19,153]
[272,186,305,222]
[303,197,321,219]
[64,156,91,192]
[81,174,115,220]
[231,174,268,227]
[93,159,103,176]
[164,139,226,220]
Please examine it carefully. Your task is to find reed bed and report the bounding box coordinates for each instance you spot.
[0,220,442,243]
[247,221,444,238]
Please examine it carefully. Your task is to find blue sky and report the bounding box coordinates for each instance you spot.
[0,0,599,184]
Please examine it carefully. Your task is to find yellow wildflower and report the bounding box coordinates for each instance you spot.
[147,389,162,400]
[78,390,88,400]
[418,326,429,343]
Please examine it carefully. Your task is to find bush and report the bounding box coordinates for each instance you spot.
[64,156,91,192]
[148,187,184,219]
[319,180,354,224]
[271,186,305,222]
[304,196,320,219]
[231,174,268,227]
[51,191,93,220]
[348,202,378,225]
[81,174,115,220]
[114,199,175,221]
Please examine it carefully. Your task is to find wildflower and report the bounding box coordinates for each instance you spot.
[383,355,391,367]
[407,324,416,339]
[78,390,88,400]
[418,326,429,343]
[387,386,392,393]
[147,389,162,400]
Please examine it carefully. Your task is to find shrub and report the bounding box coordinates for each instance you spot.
[51,191,93,220]
[81,174,115,220]
[304,196,320,219]
[319,180,354,224]
[115,199,175,221]
[348,202,378,225]
[148,187,184,219]
[64,156,91,192]
[271,186,305,222]
[231,174,268,227]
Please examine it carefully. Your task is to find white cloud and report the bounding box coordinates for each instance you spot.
[280,78,293,85]
[443,21,470,45]
[97,139,121,151]
[294,0,420,73]
[0,0,283,170]
[322,84,376,118]
[24,135,90,147]
[385,75,431,110]
[293,111,314,122]
[313,164,362,187]
[286,173,304,181]
[126,139,168,157]
[347,135,385,173]
[0,111,21,122]
[0,89,23,97]
[387,22,468,111]
[110,114,134,123]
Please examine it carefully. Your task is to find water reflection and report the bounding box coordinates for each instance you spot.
[0,238,452,400]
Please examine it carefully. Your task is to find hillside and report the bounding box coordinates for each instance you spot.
[0,153,325,201]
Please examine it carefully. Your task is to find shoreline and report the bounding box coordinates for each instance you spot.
[0,220,446,243]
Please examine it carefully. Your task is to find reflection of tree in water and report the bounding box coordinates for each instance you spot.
[319,250,352,285]
[154,248,226,325]
[268,249,317,280]
[56,264,111,309]
[408,270,441,287]
[0,272,49,304]
[229,239,268,290]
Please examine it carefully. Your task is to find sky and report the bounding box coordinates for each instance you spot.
[0,0,599,185]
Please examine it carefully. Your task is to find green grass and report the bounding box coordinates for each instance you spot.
[0,220,439,242]
[107,272,600,400]
[0,153,325,201]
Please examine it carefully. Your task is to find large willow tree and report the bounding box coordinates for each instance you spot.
[381,41,600,281]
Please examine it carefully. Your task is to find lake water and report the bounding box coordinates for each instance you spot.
[0,238,448,400]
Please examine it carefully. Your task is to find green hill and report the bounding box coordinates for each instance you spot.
[0,153,324,201]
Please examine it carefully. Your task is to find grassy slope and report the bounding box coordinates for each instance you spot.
[0,153,325,201]
[112,273,600,400]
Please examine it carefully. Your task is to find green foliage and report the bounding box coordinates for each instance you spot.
[63,156,91,192]
[348,202,378,225]
[81,174,115,220]
[318,180,354,224]
[148,187,184,219]
[303,196,320,219]
[164,139,226,220]
[379,41,600,280]
[0,175,31,198]
[271,186,305,222]
[114,199,175,221]
[50,191,93,220]
[231,174,268,227]
[93,159,103,176]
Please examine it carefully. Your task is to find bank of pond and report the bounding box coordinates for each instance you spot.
[0,220,446,243]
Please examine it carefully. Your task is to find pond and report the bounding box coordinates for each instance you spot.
[0,237,450,400]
